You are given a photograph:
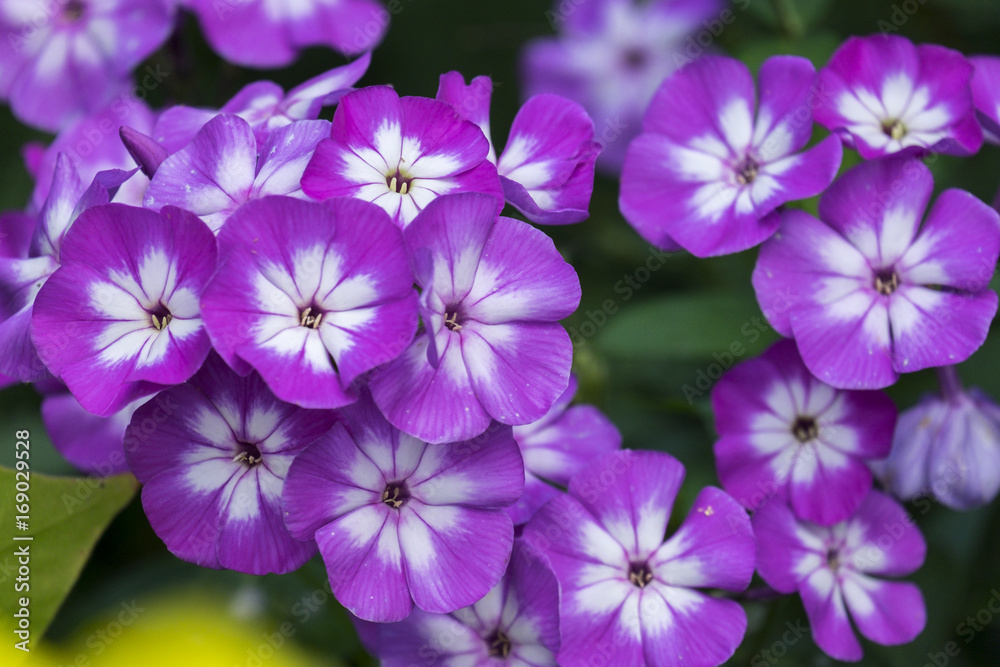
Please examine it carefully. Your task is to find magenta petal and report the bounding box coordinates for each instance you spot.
[317,506,413,622]
[752,500,813,595]
[844,577,925,647]
[800,569,863,662]
[401,501,514,614]
[640,591,748,667]
[436,71,496,161]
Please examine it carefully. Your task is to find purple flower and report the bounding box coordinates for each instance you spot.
[510,374,622,525]
[754,491,926,662]
[301,86,503,228]
[200,196,417,410]
[151,54,371,153]
[185,0,384,66]
[712,340,895,525]
[125,353,336,574]
[30,99,156,210]
[370,193,581,444]
[970,55,1000,145]
[753,157,1000,389]
[813,34,983,158]
[42,389,144,476]
[375,541,560,665]
[620,55,842,257]
[523,450,755,667]
[31,204,217,416]
[436,72,600,225]
[143,115,331,232]
[522,0,725,172]
[282,395,524,622]
[0,0,174,131]
[872,368,1000,511]
[0,158,142,382]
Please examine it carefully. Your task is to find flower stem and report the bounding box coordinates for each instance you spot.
[936,365,964,402]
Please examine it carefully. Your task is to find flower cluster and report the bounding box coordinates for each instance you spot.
[5,1,1000,665]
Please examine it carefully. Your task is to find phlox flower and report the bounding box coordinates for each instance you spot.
[510,374,621,525]
[282,394,524,622]
[370,192,581,444]
[970,55,1000,145]
[813,34,982,158]
[753,156,1000,389]
[31,203,217,416]
[872,367,1000,511]
[0,0,174,131]
[436,71,601,225]
[521,0,725,171]
[125,353,336,574]
[620,54,842,257]
[523,450,756,667]
[375,541,560,666]
[42,388,144,476]
[143,115,331,232]
[754,491,926,662]
[712,340,896,525]
[301,85,503,228]
[200,195,417,409]
[184,0,384,66]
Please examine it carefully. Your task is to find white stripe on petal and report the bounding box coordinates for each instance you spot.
[718,98,754,154]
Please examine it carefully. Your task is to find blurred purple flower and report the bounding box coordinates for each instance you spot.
[0,0,174,131]
[970,55,1000,145]
[521,0,725,172]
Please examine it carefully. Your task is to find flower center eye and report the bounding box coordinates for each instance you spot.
[298,306,323,329]
[382,482,409,509]
[63,0,85,21]
[386,171,413,195]
[622,48,648,69]
[874,270,899,296]
[825,547,842,571]
[628,562,653,588]
[233,440,262,467]
[734,156,759,185]
[149,304,172,331]
[444,310,463,332]
[882,118,906,141]
[792,416,818,443]
[486,628,512,658]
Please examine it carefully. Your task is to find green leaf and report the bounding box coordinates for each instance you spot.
[593,291,775,362]
[0,467,138,640]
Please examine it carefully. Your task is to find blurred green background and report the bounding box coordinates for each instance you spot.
[3,0,1000,665]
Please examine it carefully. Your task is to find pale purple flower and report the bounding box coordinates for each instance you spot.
[31,204,217,416]
[151,54,371,153]
[301,86,504,229]
[185,0,384,66]
[282,395,524,622]
[813,34,983,158]
[521,0,725,172]
[970,55,1000,145]
[375,541,560,666]
[370,193,581,444]
[29,98,156,210]
[42,389,144,476]
[753,157,1000,390]
[143,115,330,232]
[125,353,336,574]
[0,156,135,381]
[437,72,601,225]
[510,374,621,525]
[199,196,417,410]
[872,367,1000,511]
[0,0,174,131]
[712,340,895,525]
[523,450,755,667]
[620,54,842,257]
[754,491,926,662]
